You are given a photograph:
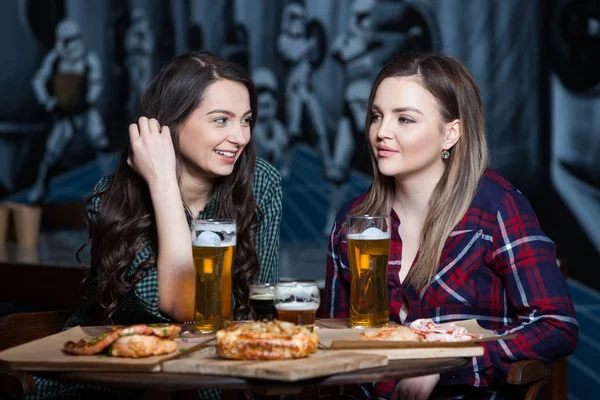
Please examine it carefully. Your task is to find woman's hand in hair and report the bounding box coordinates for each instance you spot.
[391,374,440,400]
[127,117,177,188]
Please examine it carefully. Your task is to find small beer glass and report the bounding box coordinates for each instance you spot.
[249,283,277,321]
[191,219,236,333]
[346,215,391,328]
[274,281,320,326]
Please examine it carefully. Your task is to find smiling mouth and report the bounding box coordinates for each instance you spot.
[215,150,236,158]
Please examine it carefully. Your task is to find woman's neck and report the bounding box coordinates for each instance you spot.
[180,170,214,218]
[393,165,444,221]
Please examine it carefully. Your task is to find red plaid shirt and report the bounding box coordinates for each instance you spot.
[320,170,578,399]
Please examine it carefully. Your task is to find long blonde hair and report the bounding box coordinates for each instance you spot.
[352,53,489,293]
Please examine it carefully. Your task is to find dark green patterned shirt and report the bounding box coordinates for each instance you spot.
[67,158,282,326]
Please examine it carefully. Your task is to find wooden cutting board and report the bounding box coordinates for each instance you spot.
[0,326,206,372]
[316,329,484,360]
[162,347,388,381]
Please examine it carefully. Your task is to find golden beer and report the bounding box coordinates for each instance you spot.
[275,303,318,325]
[347,235,390,328]
[193,244,234,333]
[192,219,236,333]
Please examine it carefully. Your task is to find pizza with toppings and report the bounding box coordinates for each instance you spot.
[216,320,318,360]
[360,319,482,343]
[63,324,181,358]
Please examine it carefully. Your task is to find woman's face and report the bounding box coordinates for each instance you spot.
[178,79,252,180]
[368,77,449,180]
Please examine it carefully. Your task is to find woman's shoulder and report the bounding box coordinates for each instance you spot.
[480,169,516,193]
[253,158,282,192]
[475,169,527,210]
[91,175,114,197]
[85,175,114,219]
[255,158,281,180]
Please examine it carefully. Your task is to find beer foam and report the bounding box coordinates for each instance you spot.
[192,222,237,246]
[250,294,274,300]
[275,302,319,311]
[348,227,390,240]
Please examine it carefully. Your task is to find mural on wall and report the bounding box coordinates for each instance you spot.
[28,18,110,204]
[124,8,155,120]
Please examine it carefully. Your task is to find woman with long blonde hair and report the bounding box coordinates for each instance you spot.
[321,53,578,399]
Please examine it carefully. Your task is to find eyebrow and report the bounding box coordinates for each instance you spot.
[371,104,424,116]
[206,109,253,117]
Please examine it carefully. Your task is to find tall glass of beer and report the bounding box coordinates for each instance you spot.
[347,215,391,328]
[274,281,320,326]
[249,283,277,321]
[191,219,236,333]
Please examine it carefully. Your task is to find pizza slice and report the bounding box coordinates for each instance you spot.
[360,325,424,341]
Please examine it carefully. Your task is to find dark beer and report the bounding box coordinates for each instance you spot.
[249,294,277,321]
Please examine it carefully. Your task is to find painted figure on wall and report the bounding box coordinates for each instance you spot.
[29,18,110,204]
[252,67,288,168]
[277,2,331,179]
[325,0,378,234]
[124,8,154,120]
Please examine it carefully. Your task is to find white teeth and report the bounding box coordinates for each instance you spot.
[216,151,235,158]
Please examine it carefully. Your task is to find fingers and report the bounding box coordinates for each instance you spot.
[129,123,140,143]
[136,117,162,136]
[150,118,161,134]
[130,117,170,145]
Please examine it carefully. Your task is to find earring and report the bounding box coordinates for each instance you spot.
[441,149,450,160]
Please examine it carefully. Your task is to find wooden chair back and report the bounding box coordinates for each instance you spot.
[0,309,73,399]
[0,309,73,352]
[506,258,569,400]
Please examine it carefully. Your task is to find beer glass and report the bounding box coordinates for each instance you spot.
[274,281,320,326]
[347,215,391,328]
[249,283,277,321]
[191,219,236,333]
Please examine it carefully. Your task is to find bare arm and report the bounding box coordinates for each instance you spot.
[128,117,195,321]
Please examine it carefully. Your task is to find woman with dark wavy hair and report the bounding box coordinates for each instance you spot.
[28,50,282,400]
[68,50,282,327]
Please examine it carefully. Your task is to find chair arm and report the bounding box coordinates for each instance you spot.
[507,359,551,385]
[0,365,36,399]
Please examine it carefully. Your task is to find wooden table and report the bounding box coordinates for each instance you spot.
[39,358,469,397]
[33,319,472,399]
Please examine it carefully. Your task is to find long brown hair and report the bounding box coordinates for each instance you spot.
[81,51,260,322]
[352,53,489,293]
